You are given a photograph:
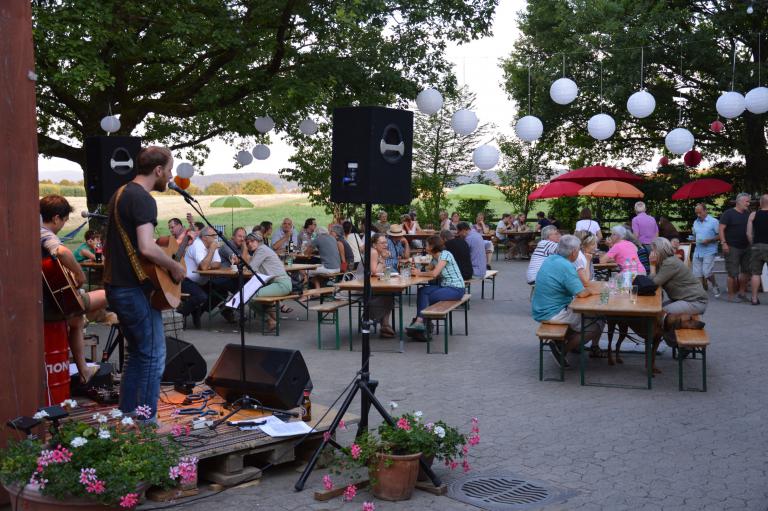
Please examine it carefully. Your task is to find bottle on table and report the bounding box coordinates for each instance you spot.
[301,389,312,422]
[383,264,392,281]
[94,241,103,263]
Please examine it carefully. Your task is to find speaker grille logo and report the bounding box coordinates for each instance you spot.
[110,147,134,175]
[379,124,405,163]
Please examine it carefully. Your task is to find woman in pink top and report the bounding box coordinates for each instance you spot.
[600,225,647,274]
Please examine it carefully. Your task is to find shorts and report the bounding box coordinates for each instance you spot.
[691,253,715,278]
[725,246,750,277]
[749,243,768,275]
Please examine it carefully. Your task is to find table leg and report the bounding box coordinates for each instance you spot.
[398,293,404,353]
[579,315,586,386]
[646,316,653,390]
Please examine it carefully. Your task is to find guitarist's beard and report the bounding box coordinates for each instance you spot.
[153,177,169,193]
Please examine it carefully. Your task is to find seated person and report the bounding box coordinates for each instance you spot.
[40,195,113,383]
[441,229,473,281]
[495,213,513,257]
[241,232,292,332]
[401,213,422,249]
[344,220,364,268]
[531,235,603,365]
[74,229,100,263]
[385,224,411,270]
[373,210,390,234]
[626,230,651,274]
[600,225,647,274]
[456,222,486,278]
[526,225,561,284]
[449,212,461,231]
[272,217,300,253]
[330,224,353,272]
[671,237,686,261]
[368,233,397,338]
[168,217,196,246]
[573,230,597,286]
[179,226,223,327]
[306,226,341,288]
[259,221,273,246]
[298,218,317,249]
[407,235,466,338]
[535,211,550,232]
[439,210,451,231]
[513,213,532,258]
[473,213,494,264]
[218,227,247,270]
[575,208,602,240]
[547,213,561,230]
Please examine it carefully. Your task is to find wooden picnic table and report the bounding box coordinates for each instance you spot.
[570,281,662,389]
[80,260,104,289]
[336,275,434,351]
[197,263,320,278]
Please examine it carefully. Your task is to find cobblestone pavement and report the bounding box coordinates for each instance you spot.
[120,259,766,511]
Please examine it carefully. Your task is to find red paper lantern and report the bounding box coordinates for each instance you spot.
[683,149,702,167]
[173,176,191,190]
[710,119,724,133]
[658,156,669,167]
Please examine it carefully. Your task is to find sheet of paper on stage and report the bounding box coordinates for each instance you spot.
[256,415,315,437]
[225,273,275,308]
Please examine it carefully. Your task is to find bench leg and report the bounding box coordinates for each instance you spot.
[275,302,280,336]
[464,302,468,335]
[492,276,495,300]
[444,317,448,354]
[539,340,544,381]
[481,279,485,299]
[559,342,564,382]
[448,311,453,336]
[678,348,685,391]
[348,304,353,351]
[701,348,707,392]
[316,311,323,349]
[335,310,340,350]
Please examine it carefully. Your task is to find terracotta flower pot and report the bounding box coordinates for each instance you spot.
[369,452,421,501]
[4,483,128,511]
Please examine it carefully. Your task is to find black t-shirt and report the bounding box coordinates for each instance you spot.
[444,238,473,280]
[719,208,750,249]
[104,182,158,286]
[537,218,551,229]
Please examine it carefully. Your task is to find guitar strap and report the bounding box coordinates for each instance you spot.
[106,184,149,284]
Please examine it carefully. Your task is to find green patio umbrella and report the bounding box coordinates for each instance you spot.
[446,183,505,201]
[209,195,255,232]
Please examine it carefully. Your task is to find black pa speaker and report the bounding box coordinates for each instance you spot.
[330,106,413,205]
[84,136,142,204]
[205,344,310,409]
[162,337,208,384]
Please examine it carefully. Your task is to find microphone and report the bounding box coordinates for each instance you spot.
[81,211,108,219]
[168,181,196,202]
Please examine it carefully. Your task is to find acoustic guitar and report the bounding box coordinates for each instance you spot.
[142,234,191,310]
[42,256,86,317]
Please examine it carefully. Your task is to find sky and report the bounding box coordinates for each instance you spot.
[37,0,526,179]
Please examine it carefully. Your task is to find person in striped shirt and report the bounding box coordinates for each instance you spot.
[526,225,561,284]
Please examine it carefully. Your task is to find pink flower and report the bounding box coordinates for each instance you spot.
[343,484,357,501]
[322,474,333,490]
[171,424,190,437]
[469,434,480,446]
[37,445,73,469]
[323,431,332,442]
[471,417,479,434]
[425,422,434,431]
[350,443,362,460]
[462,444,469,455]
[462,459,471,473]
[79,468,106,494]
[449,460,459,470]
[396,417,411,431]
[119,493,139,508]
[134,405,152,420]
[362,502,376,511]
[338,420,347,431]
[169,456,198,484]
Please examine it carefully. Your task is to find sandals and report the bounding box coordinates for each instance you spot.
[380,326,395,338]
[280,305,294,314]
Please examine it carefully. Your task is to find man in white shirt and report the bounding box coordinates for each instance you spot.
[526,225,561,284]
[179,226,222,327]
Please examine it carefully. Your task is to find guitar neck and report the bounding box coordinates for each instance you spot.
[173,235,192,261]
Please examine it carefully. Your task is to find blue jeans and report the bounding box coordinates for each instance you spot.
[416,285,464,317]
[106,285,165,419]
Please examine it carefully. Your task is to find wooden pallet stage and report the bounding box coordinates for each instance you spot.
[66,385,358,487]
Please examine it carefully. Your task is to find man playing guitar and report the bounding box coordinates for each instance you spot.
[40,195,111,384]
[103,146,185,420]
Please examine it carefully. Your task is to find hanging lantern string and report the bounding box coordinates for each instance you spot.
[679,42,684,125]
[562,54,566,77]
[731,44,737,91]
[758,32,762,87]
[528,65,532,115]
[599,59,603,113]
[639,47,644,90]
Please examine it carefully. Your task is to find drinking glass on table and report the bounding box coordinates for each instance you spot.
[630,285,639,304]
[229,253,238,270]
[599,282,610,304]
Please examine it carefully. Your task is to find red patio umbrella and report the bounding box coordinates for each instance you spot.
[671,178,732,200]
[552,165,644,185]
[528,181,583,200]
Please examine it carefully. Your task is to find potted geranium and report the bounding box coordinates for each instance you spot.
[0,402,197,510]
[325,411,479,503]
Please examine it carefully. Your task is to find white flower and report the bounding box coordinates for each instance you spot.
[108,409,123,419]
[98,429,110,440]
[121,417,134,427]
[433,426,446,439]
[414,411,423,418]
[389,401,398,409]
[33,410,49,420]
[92,413,108,424]
[70,436,87,448]
[59,399,77,409]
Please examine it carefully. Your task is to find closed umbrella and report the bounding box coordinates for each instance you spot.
[528,181,583,200]
[446,183,505,201]
[553,165,644,185]
[209,195,255,231]
[671,178,732,200]
[577,180,644,198]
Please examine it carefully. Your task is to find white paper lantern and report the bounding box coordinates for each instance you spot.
[549,78,578,105]
[745,86,768,114]
[299,118,318,135]
[472,145,500,170]
[100,115,120,133]
[587,113,616,140]
[254,115,275,133]
[416,88,444,115]
[716,91,745,119]
[626,90,656,118]
[252,144,270,160]
[176,163,195,179]
[664,127,695,154]
[236,150,253,166]
[515,115,543,142]
[451,109,479,136]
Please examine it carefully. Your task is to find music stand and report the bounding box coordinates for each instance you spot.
[294,202,441,490]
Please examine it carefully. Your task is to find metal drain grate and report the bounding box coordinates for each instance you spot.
[447,472,575,510]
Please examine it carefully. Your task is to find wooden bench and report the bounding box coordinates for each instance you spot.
[308,300,352,350]
[250,294,300,335]
[480,270,498,300]
[294,287,336,319]
[536,322,569,382]
[675,327,710,392]
[420,294,471,354]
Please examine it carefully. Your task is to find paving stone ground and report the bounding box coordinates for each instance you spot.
[98,259,767,510]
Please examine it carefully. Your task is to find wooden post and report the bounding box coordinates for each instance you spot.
[0,0,45,503]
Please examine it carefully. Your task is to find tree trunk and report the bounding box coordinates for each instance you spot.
[743,114,768,193]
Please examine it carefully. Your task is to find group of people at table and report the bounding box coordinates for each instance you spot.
[528,194,768,371]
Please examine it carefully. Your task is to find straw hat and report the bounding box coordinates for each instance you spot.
[386,224,405,236]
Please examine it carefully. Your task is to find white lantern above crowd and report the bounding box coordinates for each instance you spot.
[252,144,270,160]
[451,109,479,136]
[515,115,543,142]
[472,145,500,170]
[549,78,578,105]
[626,90,656,118]
[236,150,253,166]
[587,113,616,140]
[416,88,444,115]
[254,115,275,133]
[715,91,746,119]
[664,127,695,154]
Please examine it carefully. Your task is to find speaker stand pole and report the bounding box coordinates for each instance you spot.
[295,203,441,491]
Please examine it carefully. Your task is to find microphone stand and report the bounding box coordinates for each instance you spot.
[173,189,285,422]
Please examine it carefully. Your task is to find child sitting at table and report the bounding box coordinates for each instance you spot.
[74,229,100,263]
[670,238,686,261]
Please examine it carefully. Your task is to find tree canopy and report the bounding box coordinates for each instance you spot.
[501,0,768,192]
[34,0,497,176]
